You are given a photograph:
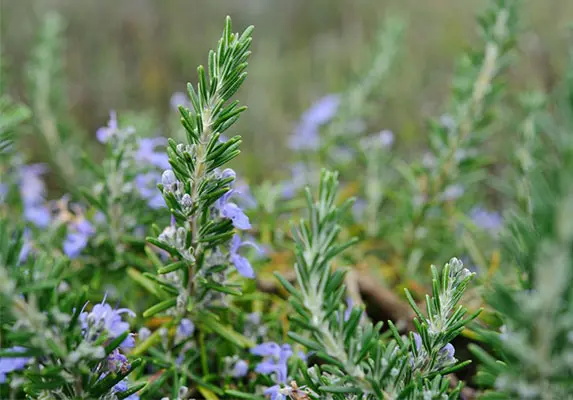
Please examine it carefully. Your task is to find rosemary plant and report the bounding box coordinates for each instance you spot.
[276,170,479,399]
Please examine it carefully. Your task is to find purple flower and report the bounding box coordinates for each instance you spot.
[161,169,177,188]
[63,219,95,259]
[437,343,456,366]
[289,94,340,150]
[230,234,259,278]
[19,164,52,227]
[113,378,140,400]
[233,180,257,210]
[344,297,354,321]
[231,359,249,378]
[0,346,31,383]
[251,342,292,384]
[0,183,7,203]
[80,297,135,349]
[135,137,170,170]
[470,207,502,232]
[176,318,195,342]
[170,92,191,110]
[96,111,119,143]
[441,184,464,201]
[251,342,281,358]
[215,190,251,230]
[18,229,32,264]
[281,163,313,199]
[264,385,285,400]
[412,332,423,352]
[135,172,165,209]
[107,348,129,372]
[19,164,48,205]
[362,130,394,149]
[24,204,51,228]
[351,198,367,221]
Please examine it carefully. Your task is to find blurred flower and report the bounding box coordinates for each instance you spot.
[0,346,31,383]
[138,327,151,342]
[135,137,170,170]
[441,184,464,201]
[96,111,119,143]
[176,319,195,343]
[19,164,52,227]
[96,111,134,143]
[234,180,257,209]
[230,359,249,378]
[289,94,340,150]
[170,92,191,110]
[230,234,259,278]
[135,172,165,209]
[470,207,502,232]
[63,219,95,258]
[281,162,314,199]
[264,385,285,400]
[352,198,367,221]
[80,297,135,349]
[361,129,394,149]
[0,183,6,203]
[440,114,456,131]
[18,229,32,264]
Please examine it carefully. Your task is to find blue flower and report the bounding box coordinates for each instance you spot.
[63,219,95,259]
[19,164,52,227]
[176,318,195,343]
[412,332,423,352]
[135,172,165,209]
[135,137,170,170]
[170,92,191,110]
[441,184,464,201]
[18,229,32,264]
[215,190,251,230]
[230,234,259,278]
[470,207,502,232]
[281,163,313,199]
[113,378,140,400]
[264,385,285,400]
[231,359,249,378]
[80,297,135,349]
[0,183,7,203]
[24,204,51,228]
[251,342,292,384]
[0,346,31,383]
[289,94,340,150]
[437,343,456,366]
[96,111,119,143]
[107,348,129,373]
[361,129,394,149]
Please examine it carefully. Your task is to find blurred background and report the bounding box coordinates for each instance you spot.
[2,0,572,177]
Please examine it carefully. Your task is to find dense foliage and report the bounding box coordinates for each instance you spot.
[1,1,572,399]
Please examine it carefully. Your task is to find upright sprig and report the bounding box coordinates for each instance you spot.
[470,49,573,400]
[276,170,477,399]
[397,0,518,275]
[27,12,81,188]
[142,16,254,328]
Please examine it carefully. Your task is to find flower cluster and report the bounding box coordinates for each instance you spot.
[251,342,294,400]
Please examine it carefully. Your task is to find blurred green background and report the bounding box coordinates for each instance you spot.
[2,0,572,177]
